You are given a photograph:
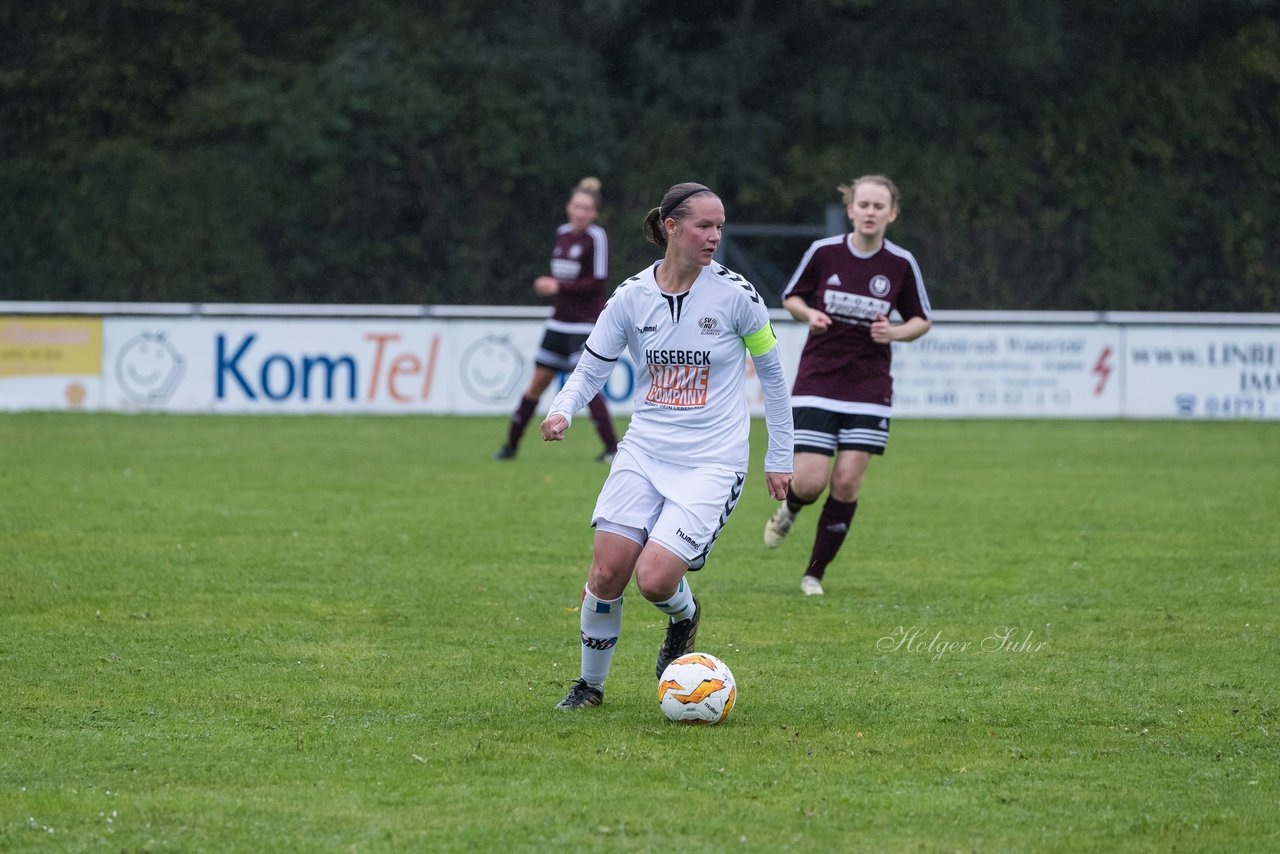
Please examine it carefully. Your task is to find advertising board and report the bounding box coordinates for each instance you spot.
[2,305,1276,420]
[0,316,102,410]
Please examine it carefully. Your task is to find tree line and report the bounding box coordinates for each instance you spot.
[2,0,1276,311]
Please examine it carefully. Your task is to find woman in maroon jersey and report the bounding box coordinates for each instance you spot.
[494,177,619,462]
[763,175,932,595]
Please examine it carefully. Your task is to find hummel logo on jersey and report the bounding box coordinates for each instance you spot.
[636,325,658,333]
[826,274,842,286]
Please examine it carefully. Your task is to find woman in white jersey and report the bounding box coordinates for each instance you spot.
[762,175,932,596]
[541,182,794,710]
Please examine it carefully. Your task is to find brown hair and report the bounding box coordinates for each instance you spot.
[838,175,899,209]
[642,182,716,248]
[571,176,602,210]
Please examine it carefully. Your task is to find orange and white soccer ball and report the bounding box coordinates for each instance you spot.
[658,652,737,725]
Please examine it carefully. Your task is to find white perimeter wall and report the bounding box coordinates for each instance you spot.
[2,303,1279,419]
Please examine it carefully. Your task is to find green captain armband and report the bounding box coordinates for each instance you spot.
[743,322,778,357]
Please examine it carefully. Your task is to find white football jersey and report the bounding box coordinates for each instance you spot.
[568,261,774,470]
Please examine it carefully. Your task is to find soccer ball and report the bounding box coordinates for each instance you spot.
[658,652,737,725]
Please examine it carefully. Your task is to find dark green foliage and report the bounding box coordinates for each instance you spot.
[1,0,1276,309]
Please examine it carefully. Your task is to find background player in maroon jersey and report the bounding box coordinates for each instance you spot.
[494,177,619,462]
[763,175,932,595]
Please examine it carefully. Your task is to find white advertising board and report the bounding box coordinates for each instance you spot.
[102,318,453,413]
[98,317,643,415]
[0,375,102,411]
[888,325,1123,418]
[2,307,1275,420]
[1124,326,1280,418]
[435,320,636,416]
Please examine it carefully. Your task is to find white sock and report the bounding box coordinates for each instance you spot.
[580,586,623,689]
[652,576,696,623]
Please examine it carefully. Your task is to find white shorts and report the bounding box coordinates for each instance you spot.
[592,446,746,570]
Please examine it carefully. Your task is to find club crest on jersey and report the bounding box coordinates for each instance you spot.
[698,317,720,336]
[569,244,583,259]
[869,275,891,297]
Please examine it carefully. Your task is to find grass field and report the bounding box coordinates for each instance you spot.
[2,412,1277,852]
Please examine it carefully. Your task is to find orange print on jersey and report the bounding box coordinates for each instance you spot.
[646,363,710,408]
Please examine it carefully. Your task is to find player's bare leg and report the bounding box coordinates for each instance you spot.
[635,542,701,676]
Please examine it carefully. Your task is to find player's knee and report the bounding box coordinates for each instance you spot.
[633,560,684,602]
[828,474,863,503]
[586,561,631,599]
[791,474,827,503]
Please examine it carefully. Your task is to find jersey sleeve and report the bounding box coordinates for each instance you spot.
[546,289,628,423]
[780,240,824,303]
[581,284,629,360]
[546,350,614,425]
[894,250,932,321]
[727,275,791,471]
[731,276,774,346]
[751,346,793,473]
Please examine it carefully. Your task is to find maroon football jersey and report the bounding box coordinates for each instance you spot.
[783,235,931,412]
[548,223,609,326]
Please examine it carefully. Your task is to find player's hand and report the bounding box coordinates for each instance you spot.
[764,471,791,501]
[870,313,894,344]
[808,310,832,335]
[533,276,559,297]
[540,414,569,442]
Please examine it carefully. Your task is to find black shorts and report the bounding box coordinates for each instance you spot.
[793,406,890,456]
[534,328,590,372]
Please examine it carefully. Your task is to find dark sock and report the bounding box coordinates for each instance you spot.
[587,394,618,452]
[506,396,539,449]
[805,498,857,580]
[785,484,815,516]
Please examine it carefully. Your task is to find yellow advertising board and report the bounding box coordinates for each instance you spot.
[0,316,103,376]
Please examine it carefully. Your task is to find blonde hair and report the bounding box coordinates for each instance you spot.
[641,182,716,248]
[571,176,602,210]
[838,175,899,209]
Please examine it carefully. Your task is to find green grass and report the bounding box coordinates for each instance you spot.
[2,413,1277,852]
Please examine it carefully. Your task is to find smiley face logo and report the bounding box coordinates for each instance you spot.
[459,335,524,403]
[117,332,185,404]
